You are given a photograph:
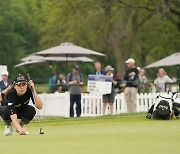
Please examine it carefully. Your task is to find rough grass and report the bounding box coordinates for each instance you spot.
[0,113,180,154]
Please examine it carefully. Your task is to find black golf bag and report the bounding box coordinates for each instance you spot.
[152,94,173,120]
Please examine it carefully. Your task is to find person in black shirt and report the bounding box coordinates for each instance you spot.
[0,74,43,136]
[124,58,139,112]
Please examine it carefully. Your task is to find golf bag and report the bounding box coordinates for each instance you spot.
[152,94,173,120]
[172,92,180,104]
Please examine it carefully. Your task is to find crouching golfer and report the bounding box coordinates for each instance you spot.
[0,74,43,136]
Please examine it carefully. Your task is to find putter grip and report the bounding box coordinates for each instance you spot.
[27,74,32,90]
[27,74,31,82]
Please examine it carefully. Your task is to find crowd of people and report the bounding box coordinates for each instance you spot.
[0,58,179,136]
[46,58,177,117]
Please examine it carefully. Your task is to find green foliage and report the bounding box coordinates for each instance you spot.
[0,0,179,83]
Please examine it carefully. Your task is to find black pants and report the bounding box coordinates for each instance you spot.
[0,105,36,125]
[70,94,81,117]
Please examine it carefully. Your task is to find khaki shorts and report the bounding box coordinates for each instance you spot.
[103,93,115,103]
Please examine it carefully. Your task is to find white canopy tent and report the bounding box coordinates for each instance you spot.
[145,52,180,68]
[145,52,180,81]
[15,56,94,67]
[35,42,105,57]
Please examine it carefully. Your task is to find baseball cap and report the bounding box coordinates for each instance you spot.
[125,58,135,64]
[13,74,27,85]
[1,70,9,76]
[73,65,80,70]
[105,65,114,72]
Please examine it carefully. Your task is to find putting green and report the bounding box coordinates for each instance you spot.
[0,114,179,154]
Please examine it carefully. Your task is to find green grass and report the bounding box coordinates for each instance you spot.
[35,84,87,93]
[35,84,49,93]
[0,113,180,154]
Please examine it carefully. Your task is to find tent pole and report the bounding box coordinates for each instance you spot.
[66,54,68,75]
[49,62,52,76]
[56,63,58,75]
[177,65,180,81]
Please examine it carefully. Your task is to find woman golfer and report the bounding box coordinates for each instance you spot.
[0,74,43,136]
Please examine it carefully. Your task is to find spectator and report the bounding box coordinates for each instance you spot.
[66,65,84,117]
[114,73,124,93]
[102,66,117,115]
[0,71,12,92]
[57,74,68,92]
[154,68,172,92]
[48,73,57,93]
[124,58,139,112]
[0,71,12,106]
[91,61,105,76]
[55,86,63,93]
[138,68,148,93]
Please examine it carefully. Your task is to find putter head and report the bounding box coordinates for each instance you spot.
[39,128,44,135]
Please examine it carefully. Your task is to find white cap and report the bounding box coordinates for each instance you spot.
[105,65,114,72]
[1,70,9,76]
[125,58,135,64]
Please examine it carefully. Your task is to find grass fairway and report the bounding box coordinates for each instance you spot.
[0,113,180,154]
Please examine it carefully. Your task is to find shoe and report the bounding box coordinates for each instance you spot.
[4,126,13,136]
[146,113,152,119]
[16,126,29,135]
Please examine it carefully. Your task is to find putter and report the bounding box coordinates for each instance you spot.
[38,112,44,135]
[27,74,44,135]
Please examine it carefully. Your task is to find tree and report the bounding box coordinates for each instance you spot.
[39,0,158,76]
[117,0,180,30]
[0,0,48,81]
[1,0,179,82]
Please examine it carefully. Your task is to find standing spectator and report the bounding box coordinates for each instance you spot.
[154,68,172,92]
[0,71,12,92]
[102,66,117,115]
[48,73,57,93]
[138,68,148,93]
[91,61,105,76]
[66,65,84,117]
[124,58,139,112]
[0,71,12,106]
